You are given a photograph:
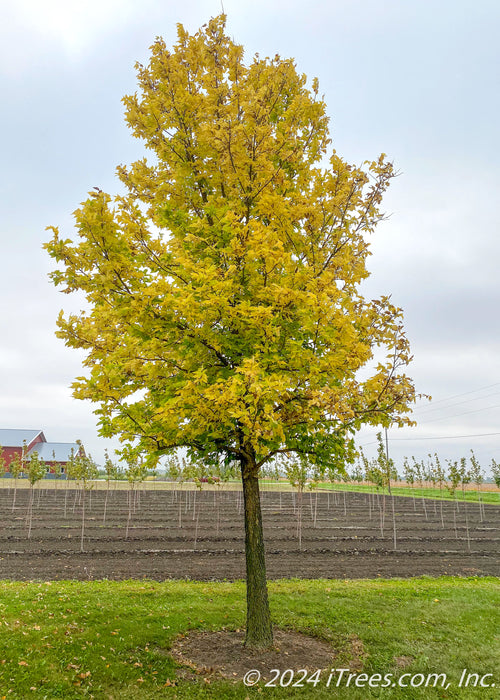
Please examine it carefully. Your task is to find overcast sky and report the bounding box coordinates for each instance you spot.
[1,0,499,475]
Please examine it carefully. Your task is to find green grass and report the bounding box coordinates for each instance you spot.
[0,577,498,698]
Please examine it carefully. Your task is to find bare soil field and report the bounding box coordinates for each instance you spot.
[0,486,498,581]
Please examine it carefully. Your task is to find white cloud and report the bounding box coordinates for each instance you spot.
[0,0,160,75]
[8,0,141,52]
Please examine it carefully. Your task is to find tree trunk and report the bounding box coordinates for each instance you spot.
[241,455,273,649]
[297,488,303,550]
[103,482,109,525]
[27,486,34,539]
[80,488,86,552]
[11,481,17,512]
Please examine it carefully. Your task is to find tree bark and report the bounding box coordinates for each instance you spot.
[241,453,273,649]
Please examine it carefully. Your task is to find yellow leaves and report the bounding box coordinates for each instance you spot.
[44,13,417,465]
[72,669,92,687]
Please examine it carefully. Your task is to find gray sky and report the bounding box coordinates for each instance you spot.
[1,0,499,474]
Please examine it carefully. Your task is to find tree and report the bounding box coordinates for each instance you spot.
[284,455,316,548]
[365,455,386,536]
[491,458,500,490]
[44,15,417,648]
[469,449,484,521]
[403,456,416,510]
[433,453,446,528]
[51,456,63,486]
[350,459,364,485]
[0,445,6,479]
[67,449,99,552]
[446,457,462,542]
[458,457,472,499]
[375,432,397,549]
[458,456,472,551]
[447,459,461,499]
[25,450,47,539]
[375,431,394,495]
[9,451,24,512]
[412,456,428,519]
[123,448,149,538]
[102,449,121,525]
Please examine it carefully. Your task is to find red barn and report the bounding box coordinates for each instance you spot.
[0,429,85,477]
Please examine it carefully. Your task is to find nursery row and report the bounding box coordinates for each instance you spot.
[0,486,498,581]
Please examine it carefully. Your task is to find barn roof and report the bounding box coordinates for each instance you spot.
[26,442,81,463]
[0,429,45,448]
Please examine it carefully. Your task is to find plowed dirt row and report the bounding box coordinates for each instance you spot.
[0,487,498,580]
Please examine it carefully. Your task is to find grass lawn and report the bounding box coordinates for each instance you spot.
[0,577,498,699]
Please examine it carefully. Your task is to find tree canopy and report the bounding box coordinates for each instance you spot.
[45,14,418,647]
[46,15,415,471]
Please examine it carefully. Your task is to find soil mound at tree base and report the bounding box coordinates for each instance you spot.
[170,628,365,684]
